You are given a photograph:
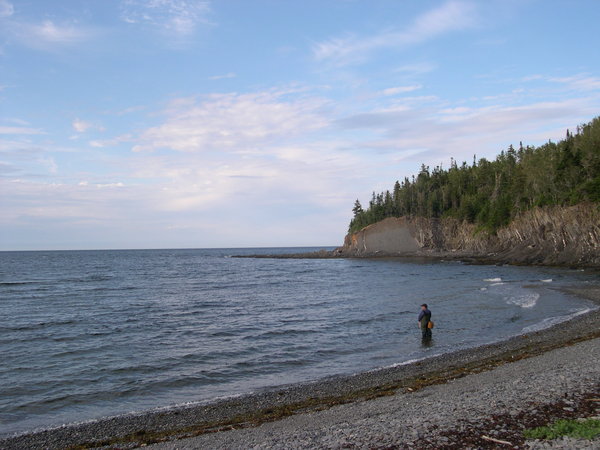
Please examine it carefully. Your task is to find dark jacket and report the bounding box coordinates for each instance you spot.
[418,309,431,329]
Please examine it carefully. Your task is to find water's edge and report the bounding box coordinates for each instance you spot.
[2,285,599,450]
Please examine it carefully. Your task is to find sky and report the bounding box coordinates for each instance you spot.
[1,0,600,250]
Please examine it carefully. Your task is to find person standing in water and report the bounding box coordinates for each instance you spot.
[418,303,432,340]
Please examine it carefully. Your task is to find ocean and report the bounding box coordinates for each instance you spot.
[0,247,596,437]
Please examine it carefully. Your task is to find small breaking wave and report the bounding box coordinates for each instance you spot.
[484,277,502,282]
[505,293,539,308]
[540,279,553,283]
[522,307,593,333]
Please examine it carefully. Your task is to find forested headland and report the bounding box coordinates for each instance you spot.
[349,117,600,234]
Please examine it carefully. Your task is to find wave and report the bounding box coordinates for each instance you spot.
[484,277,502,282]
[505,293,539,308]
[522,307,594,333]
[0,319,77,332]
[381,357,426,370]
[540,279,553,283]
[0,281,38,286]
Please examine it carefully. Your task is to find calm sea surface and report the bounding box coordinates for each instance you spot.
[0,248,597,436]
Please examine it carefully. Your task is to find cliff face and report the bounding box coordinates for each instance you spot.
[339,204,600,267]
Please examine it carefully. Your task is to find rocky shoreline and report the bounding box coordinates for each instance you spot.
[234,248,600,270]
[151,337,600,449]
[238,205,600,270]
[2,287,599,449]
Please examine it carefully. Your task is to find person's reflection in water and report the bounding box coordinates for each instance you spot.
[421,336,433,347]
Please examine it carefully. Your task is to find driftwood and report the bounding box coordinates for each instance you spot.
[481,435,513,446]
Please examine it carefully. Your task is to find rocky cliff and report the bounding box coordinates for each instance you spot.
[338,204,600,267]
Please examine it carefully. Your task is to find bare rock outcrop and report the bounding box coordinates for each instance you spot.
[338,204,600,267]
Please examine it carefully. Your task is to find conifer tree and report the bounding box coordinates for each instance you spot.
[348,117,600,234]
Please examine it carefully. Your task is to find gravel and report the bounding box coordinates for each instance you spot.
[149,338,600,449]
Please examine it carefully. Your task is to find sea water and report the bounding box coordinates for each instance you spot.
[0,248,596,436]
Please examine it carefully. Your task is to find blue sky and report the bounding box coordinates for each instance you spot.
[1,0,599,250]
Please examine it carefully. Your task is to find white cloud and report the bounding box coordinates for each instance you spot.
[0,126,43,135]
[208,72,236,80]
[72,118,105,134]
[408,0,476,41]
[337,96,597,169]
[394,62,437,75]
[40,156,58,174]
[381,85,422,96]
[72,118,92,133]
[550,74,600,92]
[313,1,476,65]
[5,19,94,50]
[0,0,13,18]
[520,73,600,92]
[133,90,329,152]
[32,20,86,43]
[121,0,211,37]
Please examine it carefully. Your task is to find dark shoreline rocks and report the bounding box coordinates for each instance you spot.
[234,247,600,270]
[340,205,600,268]
[240,205,600,268]
[2,287,599,450]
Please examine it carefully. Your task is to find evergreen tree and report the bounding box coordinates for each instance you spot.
[348,117,600,233]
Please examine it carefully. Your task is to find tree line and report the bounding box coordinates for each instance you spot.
[349,116,600,234]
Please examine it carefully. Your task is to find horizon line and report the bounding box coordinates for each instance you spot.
[0,245,338,253]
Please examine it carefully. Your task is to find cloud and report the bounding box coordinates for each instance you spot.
[0,126,43,135]
[72,118,105,134]
[394,62,437,75]
[30,20,88,44]
[208,72,236,80]
[120,0,211,37]
[336,96,597,168]
[550,74,600,92]
[4,19,94,50]
[381,85,422,96]
[313,1,477,65]
[88,134,131,148]
[520,73,600,92]
[0,0,13,18]
[0,3,94,51]
[133,90,329,153]
[72,119,92,133]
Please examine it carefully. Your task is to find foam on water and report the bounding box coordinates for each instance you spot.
[484,277,502,282]
[522,307,595,333]
[505,292,540,308]
[378,357,430,371]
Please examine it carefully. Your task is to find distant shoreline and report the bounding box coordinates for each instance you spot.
[3,285,599,449]
[233,247,600,270]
